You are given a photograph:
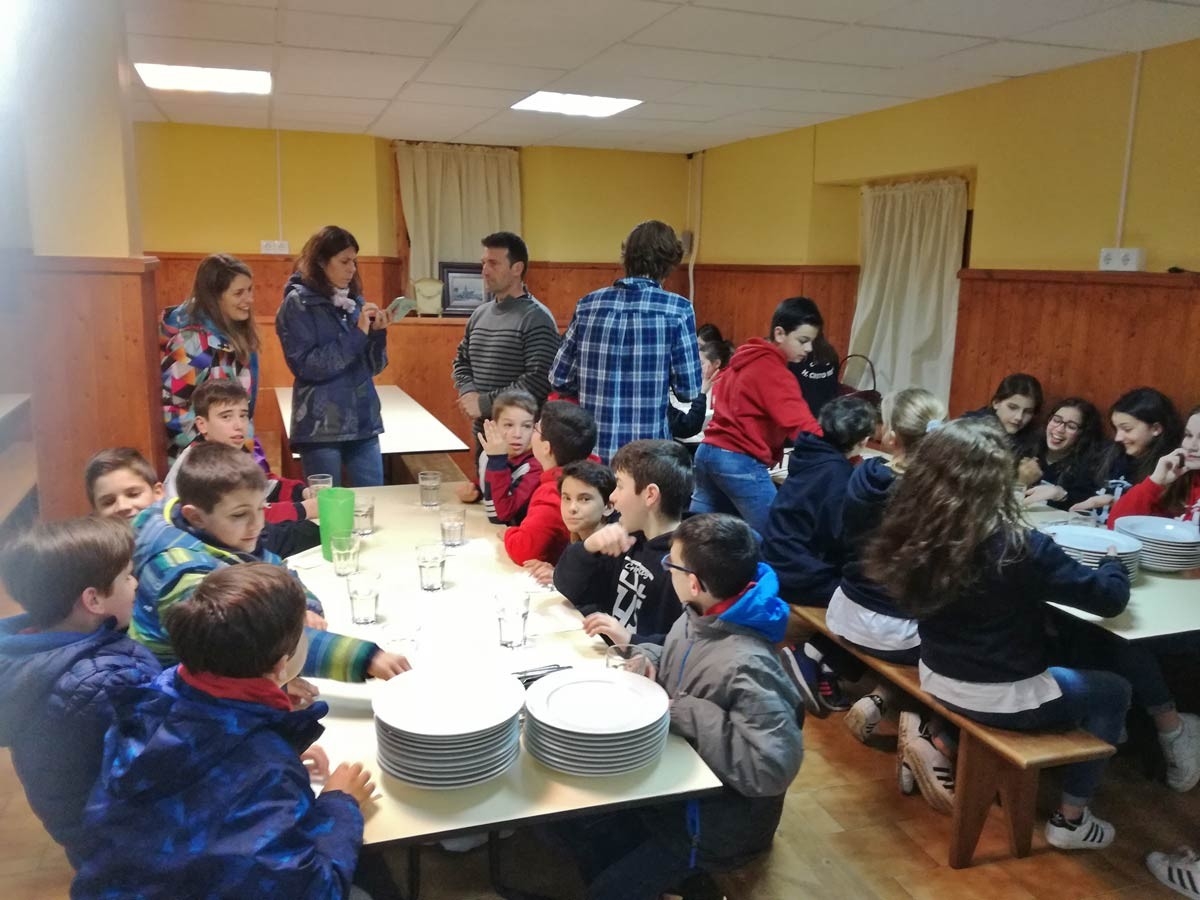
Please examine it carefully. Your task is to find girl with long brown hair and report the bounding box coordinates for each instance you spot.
[865,417,1132,852]
[160,254,260,461]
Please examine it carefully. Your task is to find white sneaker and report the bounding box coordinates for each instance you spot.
[844,694,885,743]
[1044,808,1115,851]
[1160,713,1200,792]
[902,715,955,815]
[896,711,918,795]
[1147,846,1200,898]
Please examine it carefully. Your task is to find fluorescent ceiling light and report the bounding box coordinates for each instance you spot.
[135,63,271,95]
[512,91,640,118]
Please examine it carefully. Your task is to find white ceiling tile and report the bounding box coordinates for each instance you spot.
[456,109,579,144]
[124,0,277,42]
[780,26,985,67]
[158,98,271,128]
[853,60,1005,97]
[938,40,1112,77]
[271,117,368,133]
[280,11,453,56]
[126,35,275,70]
[130,100,167,122]
[1017,0,1200,50]
[563,44,760,85]
[398,83,530,108]
[282,0,477,23]
[628,6,841,56]
[664,82,828,110]
[621,102,730,122]
[150,89,271,108]
[370,101,498,136]
[710,108,834,128]
[560,115,687,134]
[415,58,566,91]
[543,72,691,103]
[766,91,911,114]
[200,0,277,6]
[723,57,897,92]
[691,0,911,23]
[275,47,424,98]
[438,0,673,69]
[544,130,686,150]
[864,0,1128,38]
[271,94,387,115]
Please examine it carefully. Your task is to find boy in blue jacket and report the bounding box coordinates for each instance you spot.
[73,563,375,899]
[0,517,161,864]
[131,441,408,682]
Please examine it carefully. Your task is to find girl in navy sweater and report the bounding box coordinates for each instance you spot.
[963,373,1044,485]
[866,417,1132,851]
[1023,397,1104,510]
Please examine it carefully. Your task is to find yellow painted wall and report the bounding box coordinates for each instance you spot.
[135,124,397,256]
[519,146,688,262]
[698,129,815,265]
[698,38,1199,271]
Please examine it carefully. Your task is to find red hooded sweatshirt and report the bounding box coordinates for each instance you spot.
[703,338,822,466]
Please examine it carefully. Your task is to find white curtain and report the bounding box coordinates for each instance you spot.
[395,142,522,283]
[846,178,967,404]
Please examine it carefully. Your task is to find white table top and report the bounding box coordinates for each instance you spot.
[1024,508,1200,642]
[275,385,468,455]
[288,485,721,847]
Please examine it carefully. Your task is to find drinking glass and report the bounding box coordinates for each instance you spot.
[605,643,653,676]
[353,496,375,536]
[347,571,379,625]
[440,507,466,547]
[496,592,530,648]
[419,472,441,508]
[307,474,333,494]
[416,543,446,591]
[330,533,359,576]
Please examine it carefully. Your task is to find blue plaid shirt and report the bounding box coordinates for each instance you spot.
[550,277,702,463]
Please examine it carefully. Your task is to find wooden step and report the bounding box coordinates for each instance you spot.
[0,440,36,523]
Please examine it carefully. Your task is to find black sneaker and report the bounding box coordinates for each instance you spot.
[816,663,851,713]
[780,646,827,718]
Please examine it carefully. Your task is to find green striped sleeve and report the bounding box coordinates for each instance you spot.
[301,627,378,682]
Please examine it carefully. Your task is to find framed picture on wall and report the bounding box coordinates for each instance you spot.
[438,262,486,316]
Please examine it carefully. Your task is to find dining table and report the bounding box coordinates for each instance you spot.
[286,484,722,899]
[1024,506,1200,642]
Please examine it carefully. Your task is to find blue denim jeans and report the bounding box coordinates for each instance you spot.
[942,667,1130,807]
[690,444,777,537]
[298,437,384,487]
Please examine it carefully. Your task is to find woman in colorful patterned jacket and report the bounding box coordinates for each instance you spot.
[160,254,261,462]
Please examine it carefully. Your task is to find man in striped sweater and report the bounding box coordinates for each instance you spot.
[452,232,560,429]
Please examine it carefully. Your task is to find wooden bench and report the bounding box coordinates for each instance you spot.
[793,606,1116,869]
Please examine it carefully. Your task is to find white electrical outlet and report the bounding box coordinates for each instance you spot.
[1098,247,1145,272]
[260,240,290,254]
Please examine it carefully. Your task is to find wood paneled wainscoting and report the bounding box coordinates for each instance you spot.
[149,252,405,314]
[951,269,1200,418]
[25,256,165,518]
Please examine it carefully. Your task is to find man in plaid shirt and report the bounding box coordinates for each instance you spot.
[549,221,703,464]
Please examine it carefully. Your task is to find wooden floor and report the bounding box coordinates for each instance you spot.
[2,708,1190,900]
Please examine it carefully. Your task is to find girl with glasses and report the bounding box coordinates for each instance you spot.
[1024,397,1104,509]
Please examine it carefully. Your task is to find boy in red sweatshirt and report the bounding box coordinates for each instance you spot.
[692,296,824,537]
[503,401,597,565]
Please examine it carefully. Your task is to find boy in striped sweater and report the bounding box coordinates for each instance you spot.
[131,442,408,683]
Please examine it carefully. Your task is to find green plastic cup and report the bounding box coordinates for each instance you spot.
[318,487,356,561]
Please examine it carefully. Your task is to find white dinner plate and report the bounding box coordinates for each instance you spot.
[1043,524,1143,555]
[1115,517,1200,546]
[524,668,669,735]
[377,722,520,769]
[526,712,669,745]
[377,716,516,748]
[524,729,667,766]
[372,666,526,736]
[378,744,519,789]
[379,739,520,777]
[526,739,664,775]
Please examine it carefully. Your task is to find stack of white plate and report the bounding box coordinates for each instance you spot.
[1041,524,1142,578]
[524,668,670,776]
[1114,516,1200,572]
[371,667,525,790]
